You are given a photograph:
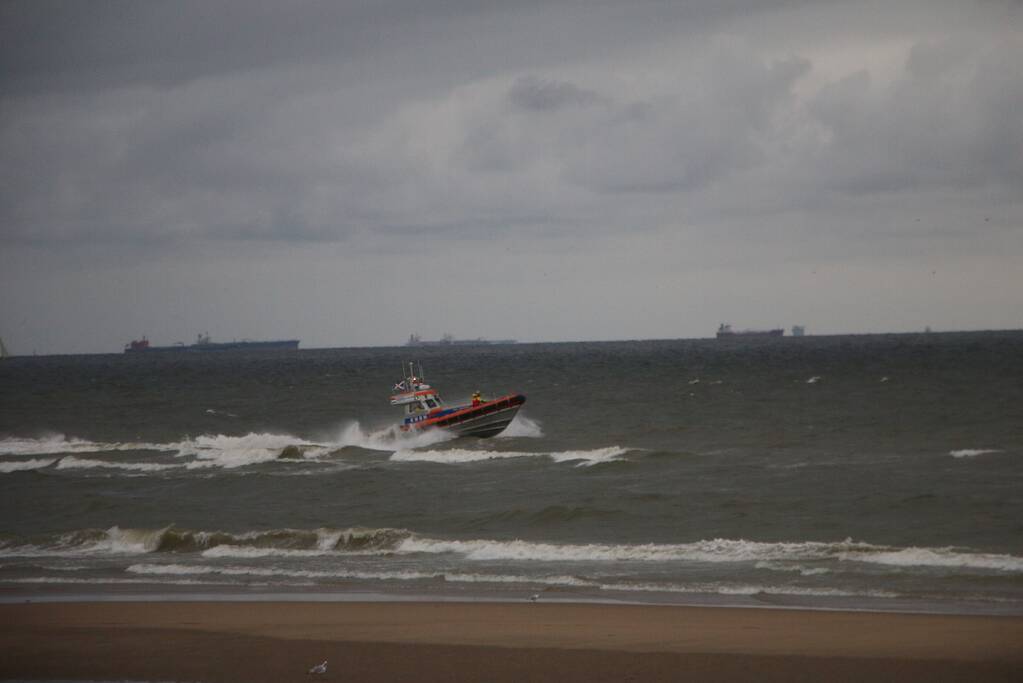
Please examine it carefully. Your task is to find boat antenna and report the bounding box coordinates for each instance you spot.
[418,362,425,383]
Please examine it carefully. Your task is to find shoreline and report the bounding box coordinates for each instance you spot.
[3,600,1022,682]
[4,583,1022,617]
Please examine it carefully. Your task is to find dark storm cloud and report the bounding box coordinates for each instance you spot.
[1,0,800,95]
[2,0,1023,355]
[2,0,1019,250]
[0,0,518,93]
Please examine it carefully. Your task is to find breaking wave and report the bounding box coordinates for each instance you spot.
[5,576,238,586]
[949,449,1003,459]
[4,527,1021,574]
[836,546,1023,572]
[0,526,414,558]
[1,419,539,474]
[0,434,178,457]
[0,458,56,473]
[390,446,629,466]
[122,563,894,599]
[174,433,333,469]
[755,561,831,576]
[394,537,1023,572]
[56,457,178,472]
[0,431,339,473]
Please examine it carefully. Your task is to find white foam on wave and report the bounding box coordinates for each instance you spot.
[328,420,454,452]
[56,456,178,472]
[91,526,174,554]
[174,432,332,469]
[1,419,525,473]
[755,561,831,576]
[0,434,177,457]
[394,536,857,562]
[602,581,894,598]
[0,526,176,557]
[12,525,1022,576]
[123,563,894,598]
[128,562,443,582]
[390,446,629,466]
[395,536,1023,573]
[949,449,1003,459]
[2,576,231,586]
[549,446,628,466]
[1,431,340,472]
[0,525,412,559]
[201,545,337,559]
[0,458,56,473]
[838,546,1023,572]
[390,448,532,464]
[497,413,544,438]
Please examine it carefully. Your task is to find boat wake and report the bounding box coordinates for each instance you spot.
[0,412,546,475]
[328,421,455,452]
[390,445,628,466]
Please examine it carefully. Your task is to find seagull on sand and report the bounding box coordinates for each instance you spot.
[309,660,328,675]
[529,593,541,602]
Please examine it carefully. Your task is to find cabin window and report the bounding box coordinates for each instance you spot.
[425,399,437,408]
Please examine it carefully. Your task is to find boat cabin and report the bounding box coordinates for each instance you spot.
[390,386,444,413]
[389,366,449,425]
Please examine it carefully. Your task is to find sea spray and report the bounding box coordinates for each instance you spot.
[498,413,544,438]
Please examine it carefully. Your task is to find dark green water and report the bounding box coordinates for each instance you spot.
[2,332,1021,611]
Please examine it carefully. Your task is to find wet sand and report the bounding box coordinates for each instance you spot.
[2,601,1021,682]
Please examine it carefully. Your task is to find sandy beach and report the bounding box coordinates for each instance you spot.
[2,601,1021,682]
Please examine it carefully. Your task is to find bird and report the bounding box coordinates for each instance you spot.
[529,593,540,602]
[308,660,327,675]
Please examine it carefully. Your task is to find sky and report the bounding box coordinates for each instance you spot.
[1,0,1021,354]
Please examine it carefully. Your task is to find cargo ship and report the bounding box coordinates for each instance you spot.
[124,333,299,353]
[406,333,517,347]
[716,324,784,339]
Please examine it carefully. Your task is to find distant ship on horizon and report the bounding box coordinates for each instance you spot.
[124,333,300,353]
[405,333,517,347]
[716,323,785,339]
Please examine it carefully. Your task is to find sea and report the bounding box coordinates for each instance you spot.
[1,332,1021,614]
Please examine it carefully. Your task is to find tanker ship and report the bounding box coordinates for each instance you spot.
[716,324,784,339]
[124,333,299,353]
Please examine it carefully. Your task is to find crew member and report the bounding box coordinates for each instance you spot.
[471,391,482,407]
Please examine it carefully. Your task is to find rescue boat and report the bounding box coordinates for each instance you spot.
[390,363,525,438]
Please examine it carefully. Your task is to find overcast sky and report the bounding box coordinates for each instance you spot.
[2,0,1021,354]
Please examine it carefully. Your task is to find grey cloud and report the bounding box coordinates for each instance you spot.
[1,0,801,96]
[507,76,606,111]
[2,0,1022,353]
[805,37,1023,197]
[557,52,810,195]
